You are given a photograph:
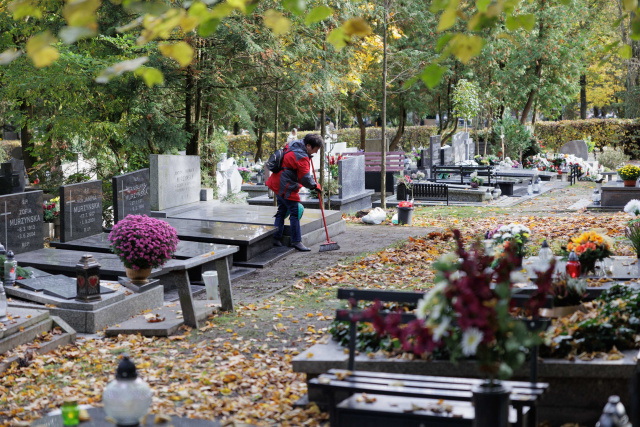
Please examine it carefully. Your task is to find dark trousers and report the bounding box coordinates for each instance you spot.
[274,195,301,243]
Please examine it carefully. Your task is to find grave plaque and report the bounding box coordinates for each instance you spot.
[339,155,366,199]
[559,140,589,161]
[59,180,103,243]
[150,154,201,211]
[0,191,43,254]
[112,169,151,223]
[452,132,469,164]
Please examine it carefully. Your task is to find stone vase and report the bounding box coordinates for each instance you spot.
[125,267,152,285]
[43,222,55,239]
[472,380,510,427]
[623,180,636,187]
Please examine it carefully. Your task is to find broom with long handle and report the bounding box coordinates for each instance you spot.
[311,164,340,252]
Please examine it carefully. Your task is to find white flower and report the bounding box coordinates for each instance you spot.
[470,171,478,179]
[449,271,461,281]
[440,252,458,265]
[502,232,512,239]
[510,270,528,284]
[624,200,640,217]
[431,316,451,342]
[499,225,509,233]
[491,233,501,239]
[461,328,484,356]
[416,297,430,320]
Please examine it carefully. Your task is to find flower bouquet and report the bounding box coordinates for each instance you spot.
[109,215,179,282]
[237,167,251,183]
[328,154,343,178]
[617,164,640,186]
[566,230,612,274]
[43,197,60,223]
[486,223,530,258]
[365,230,554,385]
[469,171,483,188]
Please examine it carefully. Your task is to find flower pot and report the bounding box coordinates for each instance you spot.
[472,381,510,427]
[470,182,479,189]
[43,222,55,239]
[397,206,414,226]
[539,304,586,319]
[624,180,637,187]
[125,267,152,285]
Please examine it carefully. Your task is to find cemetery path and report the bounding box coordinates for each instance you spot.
[210,223,441,304]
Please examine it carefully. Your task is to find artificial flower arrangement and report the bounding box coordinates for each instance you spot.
[327,154,344,178]
[363,230,554,383]
[237,167,251,183]
[499,157,520,168]
[108,215,179,271]
[395,174,413,190]
[486,223,531,258]
[618,164,640,181]
[398,200,413,208]
[469,171,484,188]
[565,230,612,274]
[43,197,60,223]
[410,171,426,181]
[474,154,499,166]
[406,149,421,164]
[549,275,588,307]
[250,163,264,173]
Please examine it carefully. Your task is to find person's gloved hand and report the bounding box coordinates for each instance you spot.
[315,184,322,193]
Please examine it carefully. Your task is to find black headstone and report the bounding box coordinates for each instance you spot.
[59,181,103,243]
[9,159,28,189]
[112,169,151,223]
[0,191,43,254]
[0,162,22,195]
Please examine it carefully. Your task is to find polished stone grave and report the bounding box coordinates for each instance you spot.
[8,280,164,333]
[601,181,640,208]
[522,256,640,281]
[16,274,115,297]
[113,168,150,223]
[51,232,232,260]
[0,190,44,254]
[59,180,102,242]
[0,307,75,358]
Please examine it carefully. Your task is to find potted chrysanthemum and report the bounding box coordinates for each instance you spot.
[108,215,179,284]
[618,164,640,187]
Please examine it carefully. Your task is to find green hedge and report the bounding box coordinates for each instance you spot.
[534,119,640,157]
[227,126,439,157]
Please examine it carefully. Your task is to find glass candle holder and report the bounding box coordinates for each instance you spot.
[566,251,581,279]
[62,400,79,426]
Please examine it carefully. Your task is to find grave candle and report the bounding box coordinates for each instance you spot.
[4,250,17,286]
[0,280,7,321]
[76,254,102,302]
[566,250,581,278]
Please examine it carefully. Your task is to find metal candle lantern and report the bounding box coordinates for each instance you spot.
[76,254,101,302]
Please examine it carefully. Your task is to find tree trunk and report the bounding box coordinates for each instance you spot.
[380,1,388,209]
[520,0,546,124]
[19,101,37,171]
[185,66,197,155]
[355,108,366,150]
[255,127,264,162]
[389,105,406,151]
[580,73,587,119]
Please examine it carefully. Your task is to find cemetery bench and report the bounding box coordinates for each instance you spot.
[601,171,617,182]
[348,151,405,193]
[308,288,550,427]
[397,182,448,205]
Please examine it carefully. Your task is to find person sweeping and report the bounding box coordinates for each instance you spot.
[267,134,324,251]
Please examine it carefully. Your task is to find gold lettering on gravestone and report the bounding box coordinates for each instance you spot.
[11,197,41,248]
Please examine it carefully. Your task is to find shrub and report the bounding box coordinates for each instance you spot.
[598,146,630,170]
[534,119,640,158]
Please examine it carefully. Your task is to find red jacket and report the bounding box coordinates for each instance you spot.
[266,140,318,202]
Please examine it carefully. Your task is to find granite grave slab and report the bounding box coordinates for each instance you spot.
[16,274,115,296]
[150,154,201,211]
[452,132,468,164]
[0,191,43,254]
[51,230,231,260]
[559,140,589,161]
[601,181,640,207]
[113,169,150,223]
[59,180,102,242]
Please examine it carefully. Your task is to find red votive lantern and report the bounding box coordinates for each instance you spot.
[566,250,581,278]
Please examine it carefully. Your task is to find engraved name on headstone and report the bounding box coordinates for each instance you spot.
[0,191,43,254]
[150,155,201,211]
[60,180,103,243]
[339,155,366,199]
[112,169,151,223]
